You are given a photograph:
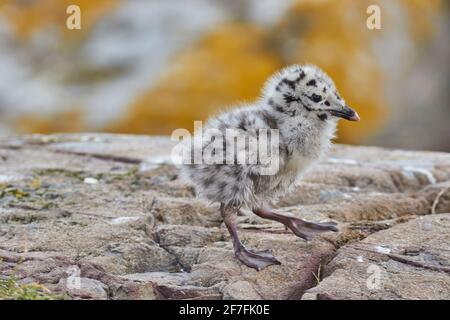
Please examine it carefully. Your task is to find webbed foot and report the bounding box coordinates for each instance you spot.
[235,246,281,271]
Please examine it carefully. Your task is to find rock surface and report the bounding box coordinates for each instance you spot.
[0,134,449,300]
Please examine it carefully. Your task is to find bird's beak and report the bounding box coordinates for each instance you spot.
[329,105,360,121]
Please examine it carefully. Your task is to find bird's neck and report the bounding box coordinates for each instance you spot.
[264,106,337,158]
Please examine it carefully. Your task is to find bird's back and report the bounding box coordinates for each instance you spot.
[182,104,285,208]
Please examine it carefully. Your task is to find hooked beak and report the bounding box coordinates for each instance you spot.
[329,105,360,121]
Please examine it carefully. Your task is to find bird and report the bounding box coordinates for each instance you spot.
[182,64,360,271]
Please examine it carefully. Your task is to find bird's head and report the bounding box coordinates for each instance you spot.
[261,64,360,122]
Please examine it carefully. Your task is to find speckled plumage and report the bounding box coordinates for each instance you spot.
[183,64,356,210]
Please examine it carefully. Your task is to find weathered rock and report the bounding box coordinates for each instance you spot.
[302,214,450,300]
[59,277,109,300]
[121,272,222,300]
[222,280,263,300]
[1,134,450,299]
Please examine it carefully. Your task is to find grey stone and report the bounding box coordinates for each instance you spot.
[1,134,450,299]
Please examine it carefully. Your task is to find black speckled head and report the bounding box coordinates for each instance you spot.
[262,65,359,122]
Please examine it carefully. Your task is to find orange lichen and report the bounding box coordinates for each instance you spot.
[112,1,391,142]
[0,0,118,38]
[279,0,389,143]
[109,24,281,134]
[15,109,84,134]
[3,0,442,142]
[400,0,442,40]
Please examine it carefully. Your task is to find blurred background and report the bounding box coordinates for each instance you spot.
[0,0,448,151]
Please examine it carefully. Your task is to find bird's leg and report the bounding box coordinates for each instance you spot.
[252,208,338,241]
[221,204,281,271]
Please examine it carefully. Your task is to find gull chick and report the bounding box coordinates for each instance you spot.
[183,65,360,270]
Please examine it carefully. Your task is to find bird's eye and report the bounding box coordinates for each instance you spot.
[311,94,322,103]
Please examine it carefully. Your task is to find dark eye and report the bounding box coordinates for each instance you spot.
[311,94,322,103]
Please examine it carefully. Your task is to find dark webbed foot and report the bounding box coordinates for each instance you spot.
[285,218,338,241]
[221,204,281,271]
[252,208,338,241]
[235,246,281,271]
